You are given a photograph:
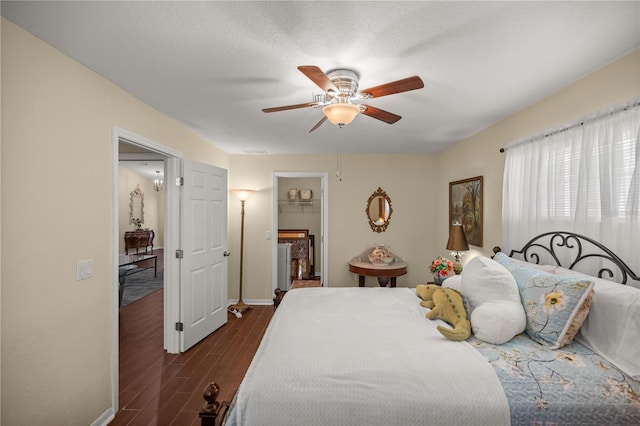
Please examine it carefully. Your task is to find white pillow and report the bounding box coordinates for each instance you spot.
[462,256,522,308]
[470,300,527,345]
[460,256,526,344]
[555,267,640,380]
[442,274,462,292]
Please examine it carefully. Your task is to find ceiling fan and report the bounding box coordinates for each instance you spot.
[262,66,424,132]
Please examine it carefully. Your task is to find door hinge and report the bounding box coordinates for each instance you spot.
[175,249,184,259]
[175,322,184,332]
[176,177,184,186]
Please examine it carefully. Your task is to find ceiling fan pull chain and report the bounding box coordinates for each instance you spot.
[336,144,343,182]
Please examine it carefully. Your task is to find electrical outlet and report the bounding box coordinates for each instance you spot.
[76,259,93,281]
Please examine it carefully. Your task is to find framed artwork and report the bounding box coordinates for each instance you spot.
[449,176,483,247]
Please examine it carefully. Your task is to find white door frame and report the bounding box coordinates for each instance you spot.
[271,172,329,291]
[111,126,183,415]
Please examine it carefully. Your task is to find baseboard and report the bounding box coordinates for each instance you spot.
[90,407,115,426]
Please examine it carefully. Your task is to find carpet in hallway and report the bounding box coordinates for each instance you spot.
[120,268,163,307]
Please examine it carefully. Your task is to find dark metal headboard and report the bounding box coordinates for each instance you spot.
[493,231,640,285]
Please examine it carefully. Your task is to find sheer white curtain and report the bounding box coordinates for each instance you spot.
[502,98,640,273]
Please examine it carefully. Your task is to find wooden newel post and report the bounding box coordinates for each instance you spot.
[199,382,227,426]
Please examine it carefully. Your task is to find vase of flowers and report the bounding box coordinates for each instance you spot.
[430,256,453,285]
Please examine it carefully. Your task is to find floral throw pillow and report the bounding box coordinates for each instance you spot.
[519,273,594,349]
[493,252,595,349]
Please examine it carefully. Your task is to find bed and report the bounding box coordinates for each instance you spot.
[199,232,640,425]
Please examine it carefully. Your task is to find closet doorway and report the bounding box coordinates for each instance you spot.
[272,172,328,292]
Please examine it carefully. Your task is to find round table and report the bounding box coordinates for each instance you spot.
[348,260,408,287]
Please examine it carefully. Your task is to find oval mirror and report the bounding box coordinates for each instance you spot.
[366,187,393,233]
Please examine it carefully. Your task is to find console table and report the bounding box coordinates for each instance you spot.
[348,260,408,287]
[124,229,154,254]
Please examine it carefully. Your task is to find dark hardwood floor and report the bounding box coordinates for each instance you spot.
[111,251,273,425]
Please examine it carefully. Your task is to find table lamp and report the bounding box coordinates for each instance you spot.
[446,223,469,274]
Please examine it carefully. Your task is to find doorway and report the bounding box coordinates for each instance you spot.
[118,142,166,303]
[272,172,328,292]
[111,127,183,412]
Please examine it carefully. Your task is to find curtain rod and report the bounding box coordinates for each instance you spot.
[499,98,640,153]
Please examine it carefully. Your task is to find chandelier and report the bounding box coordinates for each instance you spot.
[154,171,163,192]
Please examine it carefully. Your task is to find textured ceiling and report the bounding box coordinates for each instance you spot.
[2,1,639,154]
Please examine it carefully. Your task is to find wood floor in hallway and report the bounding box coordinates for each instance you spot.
[111,273,273,425]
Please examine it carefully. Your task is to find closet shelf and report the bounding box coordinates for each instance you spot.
[278,199,319,213]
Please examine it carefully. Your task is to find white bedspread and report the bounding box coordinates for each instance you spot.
[227,287,510,426]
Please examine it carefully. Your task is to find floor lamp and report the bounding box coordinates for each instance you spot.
[229,189,255,315]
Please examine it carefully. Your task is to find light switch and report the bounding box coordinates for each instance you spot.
[265,230,272,240]
[76,259,93,281]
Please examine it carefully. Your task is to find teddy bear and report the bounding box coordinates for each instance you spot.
[416,284,471,341]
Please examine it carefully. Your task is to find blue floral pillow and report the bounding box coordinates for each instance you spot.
[494,252,595,349]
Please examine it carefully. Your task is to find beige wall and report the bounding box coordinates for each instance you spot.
[2,13,638,425]
[229,154,440,299]
[1,19,229,425]
[118,166,164,254]
[435,48,640,266]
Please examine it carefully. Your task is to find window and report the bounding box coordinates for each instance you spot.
[502,98,640,272]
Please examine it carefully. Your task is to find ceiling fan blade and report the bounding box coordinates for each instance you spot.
[298,66,339,94]
[262,102,318,113]
[361,105,402,124]
[359,76,424,98]
[308,116,328,133]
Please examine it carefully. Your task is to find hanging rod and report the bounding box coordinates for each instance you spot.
[499,99,640,153]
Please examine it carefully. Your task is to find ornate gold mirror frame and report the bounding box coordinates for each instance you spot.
[366,187,393,233]
[129,184,145,228]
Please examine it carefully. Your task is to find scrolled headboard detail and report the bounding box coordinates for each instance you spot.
[493,231,639,285]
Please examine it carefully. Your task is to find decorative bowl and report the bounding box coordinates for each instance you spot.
[368,254,394,265]
[380,256,394,264]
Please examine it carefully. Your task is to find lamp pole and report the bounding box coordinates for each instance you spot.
[237,198,247,309]
[229,189,255,315]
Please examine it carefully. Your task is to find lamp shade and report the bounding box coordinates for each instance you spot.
[446,223,469,251]
[322,103,360,126]
[230,189,255,201]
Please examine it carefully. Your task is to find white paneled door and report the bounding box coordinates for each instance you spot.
[180,160,228,351]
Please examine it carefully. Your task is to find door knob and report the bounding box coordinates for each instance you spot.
[223,251,231,257]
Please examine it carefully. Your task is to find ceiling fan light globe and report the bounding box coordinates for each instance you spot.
[322,103,360,126]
